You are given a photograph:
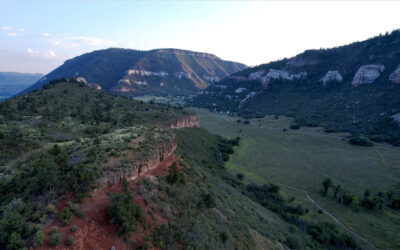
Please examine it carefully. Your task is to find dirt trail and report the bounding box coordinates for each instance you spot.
[276,183,377,250]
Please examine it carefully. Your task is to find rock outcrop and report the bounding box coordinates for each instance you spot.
[320,70,343,86]
[97,115,199,187]
[389,65,400,83]
[247,69,307,86]
[203,75,219,83]
[248,70,265,81]
[127,69,168,78]
[87,83,102,90]
[235,87,246,94]
[392,113,400,126]
[77,77,102,90]
[97,135,177,187]
[352,65,385,87]
[169,115,200,129]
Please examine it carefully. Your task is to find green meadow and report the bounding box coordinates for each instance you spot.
[193,108,400,249]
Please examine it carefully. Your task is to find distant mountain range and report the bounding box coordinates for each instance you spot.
[22,48,246,96]
[193,30,400,145]
[0,72,42,99]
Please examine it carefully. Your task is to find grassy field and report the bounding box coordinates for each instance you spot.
[193,108,400,249]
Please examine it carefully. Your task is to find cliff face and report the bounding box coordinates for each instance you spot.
[97,135,177,187]
[97,115,199,187]
[169,115,200,129]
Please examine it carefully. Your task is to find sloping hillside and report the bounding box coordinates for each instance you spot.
[0,72,42,99]
[193,30,400,145]
[0,79,360,249]
[22,48,246,96]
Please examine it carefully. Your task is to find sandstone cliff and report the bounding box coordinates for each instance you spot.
[320,70,343,86]
[97,135,177,187]
[97,115,199,187]
[352,65,385,87]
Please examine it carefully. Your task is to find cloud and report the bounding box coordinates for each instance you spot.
[26,48,36,54]
[19,28,25,32]
[40,33,118,49]
[1,26,12,31]
[48,50,56,58]
[50,39,62,46]
[27,48,57,59]
[70,36,118,47]
[7,32,18,37]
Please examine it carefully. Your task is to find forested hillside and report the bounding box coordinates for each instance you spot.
[193,30,400,145]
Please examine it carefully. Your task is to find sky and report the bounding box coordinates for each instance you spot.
[0,1,399,74]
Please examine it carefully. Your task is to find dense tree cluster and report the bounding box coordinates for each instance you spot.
[321,178,400,211]
[246,182,357,249]
[108,178,145,236]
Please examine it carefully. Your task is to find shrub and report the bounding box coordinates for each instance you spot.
[285,236,300,249]
[202,193,216,208]
[322,177,332,194]
[236,173,244,180]
[307,222,356,248]
[153,224,176,248]
[47,204,58,216]
[348,136,373,147]
[60,207,73,225]
[7,232,25,250]
[290,124,300,130]
[166,163,185,185]
[49,233,63,246]
[220,232,228,243]
[67,236,75,246]
[34,230,45,247]
[108,178,145,236]
[77,210,86,218]
[50,226,58,235]
[71,225,78,233]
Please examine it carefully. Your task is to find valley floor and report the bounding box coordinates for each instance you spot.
[193,108,400,249]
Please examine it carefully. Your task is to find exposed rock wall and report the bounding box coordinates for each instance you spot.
[392,113,400,126]
[247,69,307,86]
[320,70,343,86]
[97,115,199,187]
[169,115,200,129]
[389,65,400,83]
[352,65,385,87]
[97,135,177,187]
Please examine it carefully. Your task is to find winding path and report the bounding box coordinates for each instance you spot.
[275,182,377,249]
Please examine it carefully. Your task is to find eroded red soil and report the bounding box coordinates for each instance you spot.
[39,153,179,250]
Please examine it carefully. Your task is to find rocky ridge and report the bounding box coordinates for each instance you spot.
[97,115,199,187]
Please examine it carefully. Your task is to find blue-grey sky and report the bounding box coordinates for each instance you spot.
[1,1,399,74]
